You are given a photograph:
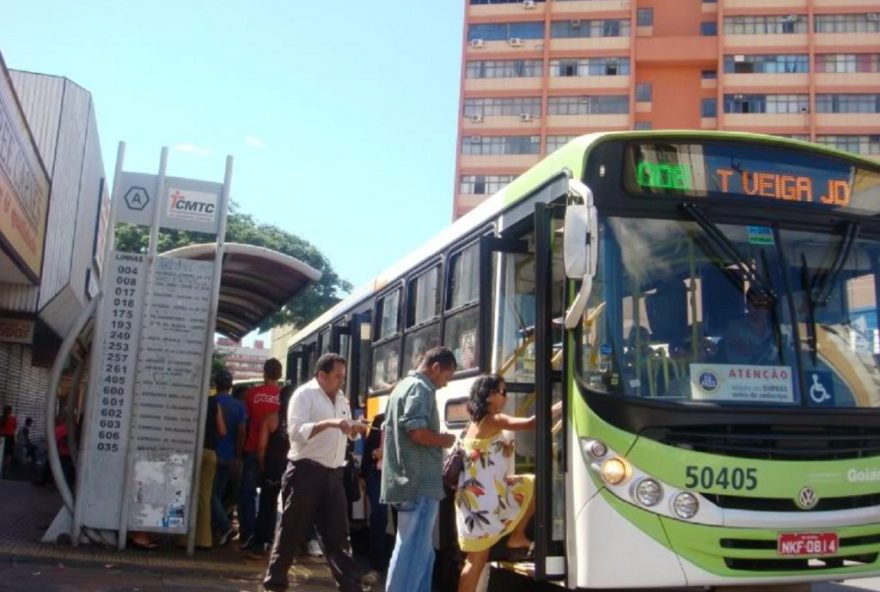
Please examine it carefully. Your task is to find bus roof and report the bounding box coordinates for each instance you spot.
[288,130,879,346]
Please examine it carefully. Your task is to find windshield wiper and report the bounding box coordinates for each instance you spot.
[680,203,777,306]
[812,221,860,306]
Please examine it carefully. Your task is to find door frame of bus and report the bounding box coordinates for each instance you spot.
[534,201,566,580]
[478,204,565,580]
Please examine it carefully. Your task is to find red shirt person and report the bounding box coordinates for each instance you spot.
[1,405,17,472]
[238,358,283,549]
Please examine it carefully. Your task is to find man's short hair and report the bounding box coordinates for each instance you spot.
[315,353,346,376]
[264,358,283,381]
[215,369,234,392]
[418,346,457,372]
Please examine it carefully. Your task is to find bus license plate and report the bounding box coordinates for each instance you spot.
[777,532,838,556]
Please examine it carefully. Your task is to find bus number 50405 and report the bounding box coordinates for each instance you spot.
[685,466,757,491]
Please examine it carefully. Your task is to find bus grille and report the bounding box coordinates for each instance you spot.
[719,533,880,571]
[703,492,880,512]
[641,424,880,461]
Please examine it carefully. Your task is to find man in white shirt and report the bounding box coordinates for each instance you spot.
[262,353,377,592]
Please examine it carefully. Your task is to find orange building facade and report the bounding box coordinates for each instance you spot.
[453,0,880,218]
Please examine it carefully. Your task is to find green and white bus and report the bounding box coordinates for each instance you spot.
[286,131,880,589]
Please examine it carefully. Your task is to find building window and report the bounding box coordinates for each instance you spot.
[466,60,544,79]
[462,135,541,155]
[816,94,880,114]
[549,57,630,77]
[724,15,807,35]
[816,135,880,155]
[701,69,718,79]
[547,96,629,115]
[459,174,516,195]
[637,8,653,27]
[546,135,576,153]
[470,0,545,3]
[815,14,880,34]
[701,98,718,117]
[815,54,880,74]
[724,54,808,74]
[724,94,808,114]
[635,83,652,102]
[550,19,630,38]
[634,122,652,130]
[468,22,545,42]
[463,97,542,118]
[701,22,717,36]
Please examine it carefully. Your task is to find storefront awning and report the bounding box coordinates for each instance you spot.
[161,243,321,340]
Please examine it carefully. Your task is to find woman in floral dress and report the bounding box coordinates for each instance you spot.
[455,374,537,592]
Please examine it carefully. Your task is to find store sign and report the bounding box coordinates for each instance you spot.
[0,66,50,282]
[690,363,794,404]
[0,317,34,344]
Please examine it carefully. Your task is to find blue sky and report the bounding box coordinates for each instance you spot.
[0,1,466,343]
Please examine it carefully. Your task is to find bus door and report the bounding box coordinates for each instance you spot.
[481,202,566,581]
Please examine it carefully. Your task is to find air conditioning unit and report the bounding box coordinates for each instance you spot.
[571,19,582,28]
[734,54,745,62]
[867,13,880,21]
[800,106,810,113]
[523,0,536,9]
[469,38,485,48]
[509,37,525,47]
[520,113,534,122]
[733,93,744,100]
[469,114,484,123]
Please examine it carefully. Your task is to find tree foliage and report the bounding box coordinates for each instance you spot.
[114,205,351,331]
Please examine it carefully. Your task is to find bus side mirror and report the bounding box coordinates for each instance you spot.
[563,180,598,329]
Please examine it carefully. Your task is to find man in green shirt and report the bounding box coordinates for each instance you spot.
[381,346,457,592]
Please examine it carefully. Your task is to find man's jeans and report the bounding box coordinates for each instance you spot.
[385,496,439,592]
[238,452,259,540]
[212,456,233,534]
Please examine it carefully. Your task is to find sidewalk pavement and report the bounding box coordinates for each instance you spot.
[0,478,336,589]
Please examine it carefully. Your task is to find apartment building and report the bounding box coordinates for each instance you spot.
[453,0,880,218]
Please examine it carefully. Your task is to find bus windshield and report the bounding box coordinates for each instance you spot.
[579,215,880,409]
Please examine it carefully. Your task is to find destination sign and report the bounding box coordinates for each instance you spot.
[624,141,880,213]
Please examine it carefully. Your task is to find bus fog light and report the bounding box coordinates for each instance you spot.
[672,492,699,519]
[581,439,607,459]
[634,478,663,506]
[600,458,629,485]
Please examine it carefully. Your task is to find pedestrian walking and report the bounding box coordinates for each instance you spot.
[196,389,226,549]
[0,405,17,476]
[240,358,282,550]
[262,353,377,592]
[381,346,458,592]
[212,369,247,546]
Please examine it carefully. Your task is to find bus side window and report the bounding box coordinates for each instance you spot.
[371,288,402,392]
[445,242,481,371]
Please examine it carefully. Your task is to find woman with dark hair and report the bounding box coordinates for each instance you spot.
[455,374,559,592]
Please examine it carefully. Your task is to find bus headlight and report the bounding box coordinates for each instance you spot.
[672,492,699,519]
[581,439,608,459]
[633,478,663,507]
[600,457,629,485]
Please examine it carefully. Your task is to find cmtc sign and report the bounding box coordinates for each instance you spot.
[115,172,223,234]
[0,59,50,283]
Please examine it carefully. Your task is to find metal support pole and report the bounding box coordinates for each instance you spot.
[73,141,126,546]
[186,155,232,555]
[116,147,168,550]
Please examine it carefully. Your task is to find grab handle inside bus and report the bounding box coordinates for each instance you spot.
[563,180,598,329]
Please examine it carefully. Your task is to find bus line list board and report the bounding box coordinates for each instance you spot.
[79,253,148,530]
[129,256,213,532]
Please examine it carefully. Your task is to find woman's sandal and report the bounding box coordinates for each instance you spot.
[130,538,159,551]
[505,542,534,561]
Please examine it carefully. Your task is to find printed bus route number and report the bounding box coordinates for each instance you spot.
[684,465,757,491]
[96,263,140,453]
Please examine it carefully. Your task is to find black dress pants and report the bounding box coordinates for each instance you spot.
[263,459,363,592]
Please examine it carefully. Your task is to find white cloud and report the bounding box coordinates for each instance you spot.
[173,143,211,157]
[244,136,265,149]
